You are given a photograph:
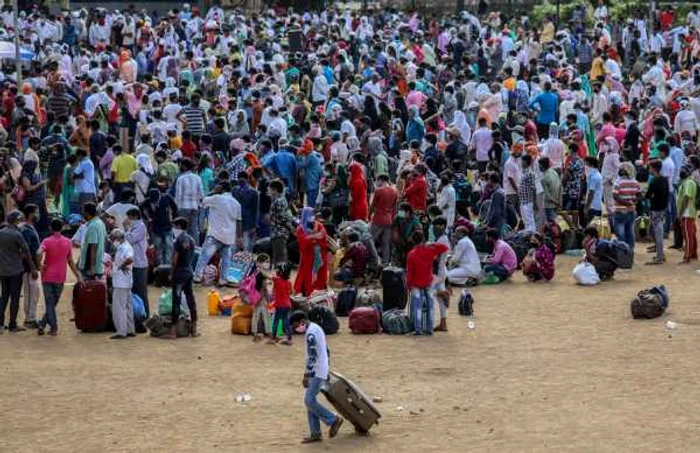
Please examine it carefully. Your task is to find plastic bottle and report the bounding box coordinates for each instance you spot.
[207,290,221,316]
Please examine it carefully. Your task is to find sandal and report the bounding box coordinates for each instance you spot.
[300,435,322,444]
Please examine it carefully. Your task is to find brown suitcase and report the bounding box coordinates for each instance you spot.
[73,280,108,332]
[321,371,381,434]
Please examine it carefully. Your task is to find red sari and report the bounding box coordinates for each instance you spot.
[348,162,369,221]
[294,223,329,297]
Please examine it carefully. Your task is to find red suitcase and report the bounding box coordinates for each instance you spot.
[73,280,108,332]
[348,307,380,334]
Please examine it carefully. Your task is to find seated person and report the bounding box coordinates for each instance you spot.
[333,232,369,284]
[446,226,482,285]
[583,226,617,281]
[521,233,555,282]
[483,228,518,281]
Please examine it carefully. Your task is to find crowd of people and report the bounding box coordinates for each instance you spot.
[0,1,698,344]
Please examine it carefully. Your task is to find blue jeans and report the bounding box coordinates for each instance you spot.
[614,211,636,252]
[194,235,233,282]
[179,208,200,245]
[665,187,677,235]
[242,230,254,252]
[484,263,511,280]
[151,232,174,265]
[304,377,337,436]
[306,188,319,208]
[410,288,434,335]
[40,283,63,331]
[272,307,291,340]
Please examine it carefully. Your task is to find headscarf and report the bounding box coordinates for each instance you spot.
[548,122,559,139]
[300,206,316,234]
[452,110,471,143]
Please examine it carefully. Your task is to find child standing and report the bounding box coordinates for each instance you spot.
[270,263,293,346]
[248,267,271,342]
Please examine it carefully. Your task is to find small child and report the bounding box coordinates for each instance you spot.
[269,263,293,346]
[248,265,271,342]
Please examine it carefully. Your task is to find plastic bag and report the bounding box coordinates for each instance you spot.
[158,290,173,316]
[131,293,146,319]
[572,262,600,286]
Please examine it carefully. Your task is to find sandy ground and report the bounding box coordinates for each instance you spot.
[3,243,700,453]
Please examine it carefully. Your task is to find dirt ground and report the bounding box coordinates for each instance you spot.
[3,244,700,453]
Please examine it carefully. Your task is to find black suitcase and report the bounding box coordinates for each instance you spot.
[154,265,172,287]
[381,267,407,311]
[322,371,381,434]
[335,286,356,317]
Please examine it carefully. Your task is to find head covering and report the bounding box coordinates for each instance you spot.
[137,153,154,175]
[300,206,315,234]
[548,122,559,139]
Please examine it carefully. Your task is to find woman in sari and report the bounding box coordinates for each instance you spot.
[294,207,329,297]
[69,115,90,150]
[60,155,80,217]
[348,154,369,221]
[406,105,425,144]
[522,233,555,282]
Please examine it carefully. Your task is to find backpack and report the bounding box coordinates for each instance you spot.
[308,305,339,335]
[631,286,669,319]
[457,289,474,316]
[381,309,412,335]
[238,270,262,305]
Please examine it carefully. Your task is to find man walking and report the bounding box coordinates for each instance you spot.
[0,211,34,333]
[19,204,41,329]
[292,315,344,444]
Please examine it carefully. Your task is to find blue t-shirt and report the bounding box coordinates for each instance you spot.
[586,169,603,211]
[73,158,96,194]
[529,91,559,125]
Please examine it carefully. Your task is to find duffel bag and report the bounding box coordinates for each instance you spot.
[348,306,380,334]
[308,305,340,335]
[457,289,474,316]
[381,309,411,335]
[631,289,666,319]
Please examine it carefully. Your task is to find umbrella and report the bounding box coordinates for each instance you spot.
[0,41,34,61]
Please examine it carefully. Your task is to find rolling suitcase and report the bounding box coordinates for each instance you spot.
[381,267,407,311]
[322,371,381,434]
[73,280,108,332]
[154,265,172,287]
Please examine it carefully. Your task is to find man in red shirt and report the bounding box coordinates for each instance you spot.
[403,164,428,213]
[406,231,449,336]
[180,130,198,159]
[370,174,398,264]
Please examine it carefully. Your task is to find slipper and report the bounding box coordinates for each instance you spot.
[300,436,322,444]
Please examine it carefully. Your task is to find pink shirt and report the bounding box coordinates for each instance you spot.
[405,90,426,109]
[489,240,518,273]
[40,233,73,284]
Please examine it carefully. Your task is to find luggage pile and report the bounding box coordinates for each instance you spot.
[145,289,193,338]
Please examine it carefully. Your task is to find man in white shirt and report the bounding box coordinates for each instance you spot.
[503,148,523,207]
[659,144,676,237]
[447,226,482,285]
[432,218,451,332]
[109,229,135,340]
[174,158,204,243]
[294,316,343,444]
[470,118,493,174]
[674,101,698,138]
[193,181,242,285]
[311,67,329,105]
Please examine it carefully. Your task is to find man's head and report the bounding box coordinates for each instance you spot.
[658,143,670,158]
[50,217,64,233]
[6,210,23,228]
[521,154,533,169]
[22,204,38,223]
[584,156,599,169]
[485,228,499,245]
[433,216,447,237]
[127,208,141,221]
[83,202,97,220]
[649,159,662,177]
[110,228,125,245]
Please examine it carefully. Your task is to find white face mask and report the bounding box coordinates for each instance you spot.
[172,228,183,239]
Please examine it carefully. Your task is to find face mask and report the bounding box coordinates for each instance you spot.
[397,211,406,219]
[294,324,307,334]
[173,228,183,239]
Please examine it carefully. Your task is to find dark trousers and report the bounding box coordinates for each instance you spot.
[272,307,291,340]
[172,277,197,325]
[0,274,24,329]
[132,267,149,317]
[484,264,511,280]
[40,283,64,331]
[112,182,134,202]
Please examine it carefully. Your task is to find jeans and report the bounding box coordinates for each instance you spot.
[665,187,677,235]
[22,272,40,323]
[0,274,23,329]
[484,263,511,280]
[172,276,197,324]
[179,208,200,245]
[132,267,149,317]
[194,235,233,282]
[242,230,255,252]
[40,283,63,331]
[370,223,392,264]
[613,211,636,252]
[545,207,558,223]
[272,307,291,340]
[304,376,337,436]
[650,210,665,262]
[152,232,174,266]
[410,288,433,335]
[251,303,270,335]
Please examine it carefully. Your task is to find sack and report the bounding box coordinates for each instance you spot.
[631,287,668,319]
[356,288,382,308]
[635,216,651,242]
[457,289,474,316]
[158,290,173,316]
[131,293,146,319]
[145,314,190,338]
[308,305,340,335]
[588,216,612,240]
[207,290,221,316]
[335,286,357,317]
[572,262,600,286]
[381,308,412,335]
[231,313,253,335]
[348,306,380,334]
[239,271,262,305]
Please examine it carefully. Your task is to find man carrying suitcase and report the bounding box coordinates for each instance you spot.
[293,316,344,443]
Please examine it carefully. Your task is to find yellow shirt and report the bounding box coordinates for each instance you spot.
[590,57,605,81]
[112,153,138,183]
[169,136,183,150]
[540,22,555,45]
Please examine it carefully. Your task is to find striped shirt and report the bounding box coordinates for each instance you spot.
[180,105,205,136]
[612,178,641,213]
[174,171,203,210]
